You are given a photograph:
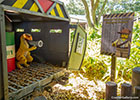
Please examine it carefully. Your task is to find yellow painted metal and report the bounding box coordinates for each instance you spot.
[29,3,39,12]
[130,13,134,17]
[50,9,56,16]
[126,12,131,17]
[12,0,28,8]
[112,14,116,18]
[104,12,134,18]
[68,25,87,70]
[56,4,64,18]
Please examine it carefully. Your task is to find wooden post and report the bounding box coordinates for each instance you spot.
[135,86,140,99]
[121,83,132,98]
[132,67,140,94]
[111,55,116,81]
[106,81,117,100]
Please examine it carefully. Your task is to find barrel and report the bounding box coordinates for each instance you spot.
[6,32,15,72]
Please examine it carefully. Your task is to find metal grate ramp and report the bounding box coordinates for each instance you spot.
[8,62,66,99]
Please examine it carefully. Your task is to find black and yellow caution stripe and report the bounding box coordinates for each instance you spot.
[101,51,115,56]
[49,3,68,18]
[2,0,40,12]
[104,12,134,19]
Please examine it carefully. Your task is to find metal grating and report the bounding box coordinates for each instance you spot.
[8,62,65,99]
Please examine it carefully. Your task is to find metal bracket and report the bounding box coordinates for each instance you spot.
[69,24,77,29]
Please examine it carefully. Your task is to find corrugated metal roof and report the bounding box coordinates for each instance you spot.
[69,14,87,23]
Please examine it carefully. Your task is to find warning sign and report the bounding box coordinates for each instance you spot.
[101,12,134,58]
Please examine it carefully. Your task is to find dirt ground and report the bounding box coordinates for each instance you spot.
[41,71,105,100]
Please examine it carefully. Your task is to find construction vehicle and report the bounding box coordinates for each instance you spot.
[0,0,87,99]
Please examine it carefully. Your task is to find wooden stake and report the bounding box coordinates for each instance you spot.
[121,83,132,97]
[111,55,116,81]
[135,86,140,98]
[106,81,117,100]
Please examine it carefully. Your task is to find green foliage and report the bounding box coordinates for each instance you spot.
[81,34,111,81]
[65,0,140,83]
[70,29,75,46]
[65,0,86,15]
[50,29,62,34]
[86,25,102,41]
[88,29,101,40]
[106,0,140,14]
[81,22,140,82]
[115,22,140,82]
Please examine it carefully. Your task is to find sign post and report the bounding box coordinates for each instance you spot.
[101,12,134,81]
[111,55,116,81]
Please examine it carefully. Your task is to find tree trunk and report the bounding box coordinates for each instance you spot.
[81,0,107,30]
[92,0,100,25]
[97,0,108,25]
[81,0,94,28]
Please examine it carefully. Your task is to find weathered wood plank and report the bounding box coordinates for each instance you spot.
[101,12,134,58]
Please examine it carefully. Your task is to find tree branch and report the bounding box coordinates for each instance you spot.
[91,0,94,7]
[81,0,94,28]
[98,0,108,23]
[91,0,95,25]
[94,0,100,11]
[91,0,100,25]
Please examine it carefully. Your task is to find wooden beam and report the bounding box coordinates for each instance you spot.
[111,55,116,81]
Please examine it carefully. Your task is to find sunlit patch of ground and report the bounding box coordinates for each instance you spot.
[49,71,106,100]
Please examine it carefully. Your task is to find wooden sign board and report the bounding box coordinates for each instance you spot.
[101,12,134,58]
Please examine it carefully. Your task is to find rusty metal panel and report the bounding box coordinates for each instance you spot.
[1,0,41,12]
[67,25,87,70]
[47,3,69,19]
[0,6,9,100]
[1,0,70,21]
[101,12,134,58]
